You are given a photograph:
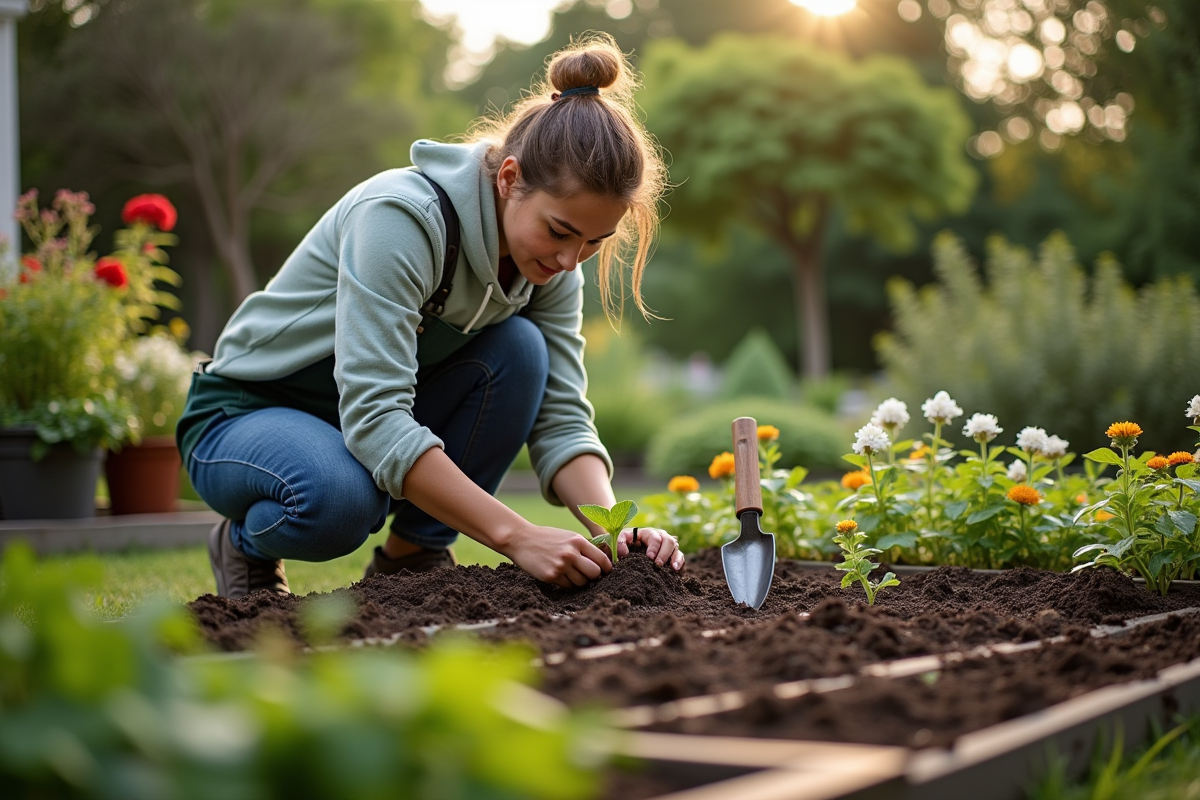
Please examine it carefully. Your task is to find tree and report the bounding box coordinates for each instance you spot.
[640,35,977,378]
[19,0,467,335]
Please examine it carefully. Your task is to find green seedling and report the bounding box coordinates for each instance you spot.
[578,500,638,564]
[833,519,900,605]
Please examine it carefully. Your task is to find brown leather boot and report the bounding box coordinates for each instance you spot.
[207,519,289,598]
[363,544,457,579]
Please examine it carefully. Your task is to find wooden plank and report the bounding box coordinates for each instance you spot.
[904,655,1200,800]
[0,511,220,553]
[619,733,908,800]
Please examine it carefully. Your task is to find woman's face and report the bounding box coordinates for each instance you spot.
[495,156,628,285]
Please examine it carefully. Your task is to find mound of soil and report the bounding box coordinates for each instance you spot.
[188,547,1200,654]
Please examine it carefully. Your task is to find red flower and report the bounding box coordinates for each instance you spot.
[121,194,177,232]
[19,255,42,283]
[94,257,128,288]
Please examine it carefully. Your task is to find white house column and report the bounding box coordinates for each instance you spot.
[0,0,28,257]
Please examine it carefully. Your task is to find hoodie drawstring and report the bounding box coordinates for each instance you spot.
[461,284,493,335]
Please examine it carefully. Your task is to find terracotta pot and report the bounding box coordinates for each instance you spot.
[0,427,102,520]
[104,436,182,515]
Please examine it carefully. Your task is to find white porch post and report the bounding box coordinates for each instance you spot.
[0,0,28,258]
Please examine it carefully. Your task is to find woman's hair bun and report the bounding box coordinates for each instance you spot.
[547,34,625,92]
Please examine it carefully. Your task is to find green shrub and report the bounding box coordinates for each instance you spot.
[645,397,847,478]
[584,321,680,460]
[0,544,607,799]
[876,232,1200,455]
[719,328,795,400]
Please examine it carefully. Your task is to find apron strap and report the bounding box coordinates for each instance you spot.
[416,171,460,318]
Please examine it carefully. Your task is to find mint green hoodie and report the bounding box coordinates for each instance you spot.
[202,139,611,504]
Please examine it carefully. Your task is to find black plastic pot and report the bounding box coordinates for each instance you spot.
[0,428,102,520]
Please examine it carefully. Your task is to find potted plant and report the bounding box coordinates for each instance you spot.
[0,190,180,520]
[105,329,195,515]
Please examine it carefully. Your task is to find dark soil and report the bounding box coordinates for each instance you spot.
[188,547,1200,654]
[186,548,1200,751]
[649,612,1200,750]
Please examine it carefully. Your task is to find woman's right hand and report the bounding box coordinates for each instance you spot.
[502,524,612,588]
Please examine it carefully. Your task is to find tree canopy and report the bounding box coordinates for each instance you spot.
[640,34,977,377]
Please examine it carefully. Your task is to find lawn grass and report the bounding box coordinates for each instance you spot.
[46,493,583,619]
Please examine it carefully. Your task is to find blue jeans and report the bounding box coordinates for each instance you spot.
[187,316,549,562]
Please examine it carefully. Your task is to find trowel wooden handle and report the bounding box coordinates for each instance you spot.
[732,417,762,515]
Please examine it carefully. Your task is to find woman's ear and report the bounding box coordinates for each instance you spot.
[496,155,521,199]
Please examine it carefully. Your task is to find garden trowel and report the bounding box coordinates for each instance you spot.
[721,416,776,609]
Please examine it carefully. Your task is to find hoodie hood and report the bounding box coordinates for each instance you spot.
[410,139,528,303]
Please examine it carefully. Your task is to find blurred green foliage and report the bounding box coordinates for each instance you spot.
[876,232,1200,456]
[645,397,846,478]
[0,543,609,799]
[582,321,682,463]
[720,329,795,401]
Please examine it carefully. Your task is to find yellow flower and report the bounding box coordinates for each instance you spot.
[1007,485,1042,505]
[841,470,872,490]
[1095,509,1115,522]
[1168,451,1195,467]
[708,451,736,480]
[1105,421,1143,447]
[668,475,700,494]
[908,444,931,461]
[1148,456,1170,471]
[756,424,780,442]
[835,519,858,534]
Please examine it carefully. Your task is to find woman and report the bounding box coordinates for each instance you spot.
[178,34,683,599]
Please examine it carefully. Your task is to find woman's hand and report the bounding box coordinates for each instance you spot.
[615,527,685,572]
[502,524,612,588]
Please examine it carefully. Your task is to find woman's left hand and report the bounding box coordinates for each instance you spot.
[617,527,684,571]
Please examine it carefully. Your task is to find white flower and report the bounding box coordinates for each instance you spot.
[1187,395,1200,422]
[1042,435,1069,459]
[1007,460,1028,482]
[852,423,891,456]
[1016,426,1049,454]
[921,391,963,424]
[870,398,910,429]
[962,413,1002,443]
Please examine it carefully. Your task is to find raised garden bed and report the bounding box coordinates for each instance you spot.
[188,548,1200,799]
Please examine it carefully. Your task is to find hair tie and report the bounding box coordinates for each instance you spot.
[553,86,600,101]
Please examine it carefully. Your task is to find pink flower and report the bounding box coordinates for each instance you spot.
[121,194,177,232]
[94,257,128,288]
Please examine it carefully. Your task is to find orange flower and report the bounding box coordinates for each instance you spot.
[1105,421,1143,447]
[841,470,872,490]
[1007,485,1042,505]
[1168,451,1195,467]
[708,452,735,480]
[756,424,780,442]
[908,444,931,461]
[1148,456,1170,471]
[835,519,858,534]
[1095,509,1115,522]
[1075,493,1088,504]
[668,475,700,494]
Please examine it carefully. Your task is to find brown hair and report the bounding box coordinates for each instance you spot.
[471,32,666,322]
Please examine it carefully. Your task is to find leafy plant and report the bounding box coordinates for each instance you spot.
[877,232,1200,457]
[1072,421,1200,595]
[832,519,900,605]
[577,500,638,564]
[0,543,610,799]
